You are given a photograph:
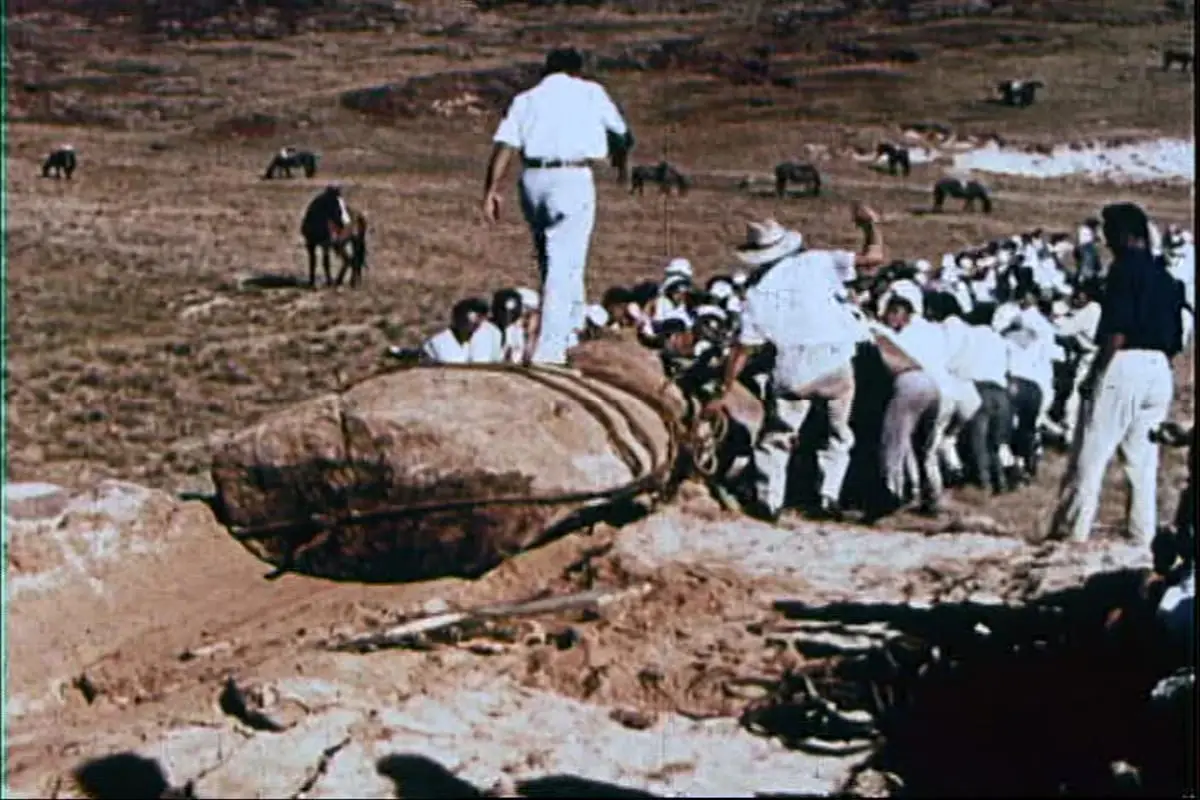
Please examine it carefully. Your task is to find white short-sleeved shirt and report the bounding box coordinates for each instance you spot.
[422,327,500,364]
[1055,301,1102,352]
[738,249,861,349]
[493,73,628,162]
[472,321,526,364]
[737,249,864,390]
[954,324,1010,387]
[421,329,472,364]
[1004,329,1054,393]
[879,316,951,381]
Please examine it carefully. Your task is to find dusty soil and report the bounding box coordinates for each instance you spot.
[4,0,1195,796]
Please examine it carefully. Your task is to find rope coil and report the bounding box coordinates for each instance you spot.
[226,361,686,542]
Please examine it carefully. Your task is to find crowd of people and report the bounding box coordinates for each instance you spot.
[388,199,1193,542]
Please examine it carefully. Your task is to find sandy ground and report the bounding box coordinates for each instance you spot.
[3,480,1155,798]
[3,0,1195,795]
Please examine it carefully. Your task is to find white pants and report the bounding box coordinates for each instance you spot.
[931,375,982,482]
[755,359,856,514]
[519,167,596,365]
[1050,350,1174,544]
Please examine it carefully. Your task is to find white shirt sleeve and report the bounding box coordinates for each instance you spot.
[492,93,526,149]
[421,335,440,362]
[737,299,768,347]
[829,250,858,285]
[593,83,628,135]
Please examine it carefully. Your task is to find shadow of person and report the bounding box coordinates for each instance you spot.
[72,753,171,799]
[375,753,665,799]
[376,754,481,799]
[517,774,662,798]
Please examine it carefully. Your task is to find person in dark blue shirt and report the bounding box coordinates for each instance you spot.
[1049,202,1186,545]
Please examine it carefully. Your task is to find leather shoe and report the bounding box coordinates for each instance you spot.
[811,496,844,522]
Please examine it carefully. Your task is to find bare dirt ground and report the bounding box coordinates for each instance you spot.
[3,0,1195,796]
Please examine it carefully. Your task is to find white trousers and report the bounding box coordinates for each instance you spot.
[931,375,982,482]
[519,167,596,365]
[755,359,856,514]
[1050,350,1174,544]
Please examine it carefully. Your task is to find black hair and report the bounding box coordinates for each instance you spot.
[654,317,690,338]
[491,288,522,328]
[452,297,488,323]
[544,47,584,76]
[924,290,963,322]
[1101,202,1151,251]
[630,280,660,306]
[969,303,997,327]
[602,285,634,308]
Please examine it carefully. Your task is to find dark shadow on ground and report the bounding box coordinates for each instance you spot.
[233,272,310,290]
[747,569,1195,797]
[375,753,663,799]
[71,752,193,799]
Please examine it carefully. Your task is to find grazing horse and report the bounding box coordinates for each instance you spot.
[774,161,822,197]
[630,161,690,195]
[997,80,1044,107]
[264,147,318,180]
[300,185,361,288]
[607,128,636,183]
[332,209,369,288]
[1163,48,1194,72]
[876,143,912,176]
[932,177,993,213]
[42,145,77,179]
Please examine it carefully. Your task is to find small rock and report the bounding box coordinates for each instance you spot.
[610,707,658,730]
[422,597,450,615]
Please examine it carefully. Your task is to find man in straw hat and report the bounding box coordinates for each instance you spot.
[703,204,888,523]
[481,46,633,366]
[1049,202,1187,546]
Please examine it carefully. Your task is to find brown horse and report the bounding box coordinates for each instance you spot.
[300,185,368,288]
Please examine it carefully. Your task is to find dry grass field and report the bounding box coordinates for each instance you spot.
[2,0,1196,795]
[6,0,1193,527]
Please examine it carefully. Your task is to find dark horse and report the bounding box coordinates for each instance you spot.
[264,147,319,180]
[774,161,822,197]
[300,185,368,288]
[1162,47,1194,72]
[997,79,1044,107]
[932,177,993,213]
[607,128,636,183]
[42,145,77,179]
[630,161,690,195]
[876,143,912,177]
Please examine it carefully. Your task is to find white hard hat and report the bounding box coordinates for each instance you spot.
[584,304,609,328]
[664,257,694,279]
[516,287,540,312]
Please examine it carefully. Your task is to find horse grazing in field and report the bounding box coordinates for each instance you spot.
[607,128,636,183]
[42,145,77,179]
[1162,48,1194,72]
[264,147,319,180]
[932,177,993,213]
[876,143,912,176]
[300,185,368,288]
[630,161,690,195]
[774,161,822,197]
[997,79,1044,107]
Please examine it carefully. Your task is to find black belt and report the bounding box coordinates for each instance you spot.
[523,158,591,169]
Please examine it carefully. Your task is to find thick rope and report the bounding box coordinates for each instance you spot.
[227,362,682,542]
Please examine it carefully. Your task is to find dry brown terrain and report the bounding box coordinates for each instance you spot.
[3,0,1195,796]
